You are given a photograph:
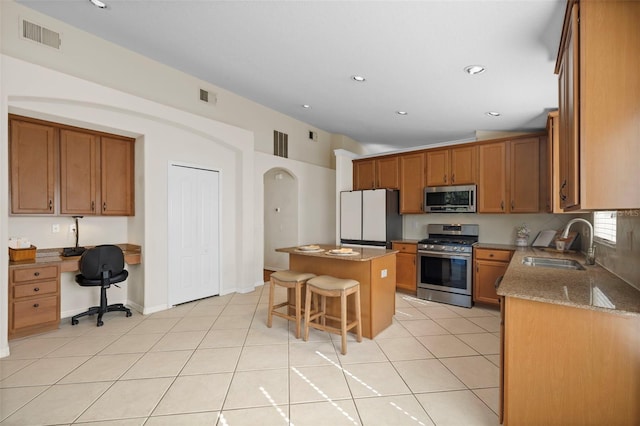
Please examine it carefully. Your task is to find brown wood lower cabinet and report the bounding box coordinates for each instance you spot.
[392,242,417,294]
[473,248,513,306]
[503,297,640,425]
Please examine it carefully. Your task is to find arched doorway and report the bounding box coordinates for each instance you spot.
[263,168,298,275]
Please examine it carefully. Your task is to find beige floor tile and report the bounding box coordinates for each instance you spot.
[0,386,47,421]
[211,314,253,330]
[393,359,466,393]
[153,373,232,415]
[127,317,181,334]
[0,359,36,380]
[150,331,206,352]
[415,389,499,425]
[394,306,429,321]
[399,319,450,337]
[170,316,217,332]
[45,334,120,357]
[148,304,195,319]
[473,387,500,414]
[229,291,261,305]
[196,293,233,306]
[440,356,499,389]
[80,314,143,334]
[198,328,248,348]
[220,303,258,317]
[484,354,501,367]
[146,411,220,425]
[418,306,462,319]
[289,399,361,426]
[59,353,143,384]
[223,369,289,409]
[181,347,241,375]
[457,333,500,355]
[395,294,415,307]
[1,382,110,425]
[342,362,411,398]
[404,296,444,309]
[468,316,501,333]
[236,344,288,371]
[218,405,290,426]
[290,364,351,404]
[185,304,224,318]
[376,337,434,361]
[76,377,173,422]
[0,356,89,387]
[433,317,487,334]
[244,325,292,346]
[448,305,500,318]
[417,335,478,358]
[5,337,75,359]
[121,350,192,379]
[289,340,339,367]
[354,394,436,426]
[336,339,388,365]
[99,333,164,355]
[373,320,412,339]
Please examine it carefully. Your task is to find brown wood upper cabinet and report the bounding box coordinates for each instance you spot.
[426,145,476,187]
[478,137,542,214]
[399,152,426,214]
[9,119,56,214]
[10,115,135,216]
[353,156,399,190]
[555,0,640,210]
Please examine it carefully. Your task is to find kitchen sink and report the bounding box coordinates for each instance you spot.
[522,256,585,271]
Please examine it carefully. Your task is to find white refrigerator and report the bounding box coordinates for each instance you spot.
[340,189,402,248]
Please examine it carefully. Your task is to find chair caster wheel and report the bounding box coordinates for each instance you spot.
[71,319,79,325]
[126,311,132,317]
[97,320,104,327]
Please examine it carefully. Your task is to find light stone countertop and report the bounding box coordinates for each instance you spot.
[497,247,640,317]
[276,244,398,262]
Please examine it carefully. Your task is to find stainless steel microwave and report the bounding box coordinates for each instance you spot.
[424,185,477,213]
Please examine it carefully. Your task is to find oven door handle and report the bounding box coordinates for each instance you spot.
[418,250,471,260]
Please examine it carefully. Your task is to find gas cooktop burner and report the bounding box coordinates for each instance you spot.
[418,238,476,246]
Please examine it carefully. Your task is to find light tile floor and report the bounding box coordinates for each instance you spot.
[0,285,501,425]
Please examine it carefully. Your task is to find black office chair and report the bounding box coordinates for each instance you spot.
[71,244,132,327]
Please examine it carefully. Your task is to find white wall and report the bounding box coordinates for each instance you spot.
[263,169,298,271]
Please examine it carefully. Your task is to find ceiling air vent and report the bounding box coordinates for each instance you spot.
[273,131,288,158]
[21,19,61,49]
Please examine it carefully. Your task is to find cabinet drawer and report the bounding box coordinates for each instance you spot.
[12,265,59,283]
[13,280,58,299]
[12,296,58,329]
[475,249,513,262]
[392,242,417,254]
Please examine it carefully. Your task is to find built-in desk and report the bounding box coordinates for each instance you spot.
[8,244,141,339]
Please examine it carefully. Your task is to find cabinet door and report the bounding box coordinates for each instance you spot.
[101,137,135,216]
[353,159,375,190]
[426,149,449,186]
[399,152,426,214]
[478,142,507,213]
[450,145,477,185]
[395,252,417,293]
[9,119,56,214]
[60,129,99,215]
[376,156,399,189]
[474,260,506,305]
[510,137,540,213]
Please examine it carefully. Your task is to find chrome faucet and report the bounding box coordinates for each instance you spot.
[562,218,596,265]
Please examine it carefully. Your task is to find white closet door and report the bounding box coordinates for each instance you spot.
[168,164,220,305]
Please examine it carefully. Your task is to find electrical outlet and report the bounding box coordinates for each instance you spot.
[381,269,387,278]
[69,223,77,233]
[52,224,60,233]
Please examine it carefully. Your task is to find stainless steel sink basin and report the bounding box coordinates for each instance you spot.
[522,256,585,271]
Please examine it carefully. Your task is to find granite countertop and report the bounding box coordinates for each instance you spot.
[497,247,640,317]
[9,244,142,269]
[276,244,398,262]
[474,243,520,251]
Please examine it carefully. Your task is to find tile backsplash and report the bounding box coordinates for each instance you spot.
[594,211,640,290]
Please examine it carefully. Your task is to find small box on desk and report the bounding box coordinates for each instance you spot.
[8,245,37,261]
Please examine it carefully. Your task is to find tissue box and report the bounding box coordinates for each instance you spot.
[8,245,37,261]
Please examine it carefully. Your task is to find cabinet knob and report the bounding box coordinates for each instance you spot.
[560,180,567,201]
[49,200,53,211]
[91,201,95,211]
[34,272,40,277]
[34,287,40,292]
[103,202,107,211]
[489,253,494,257]
[451,174,455,183]
[443,174,447,183]
[511,200,515,210]
[500,201,505,211]
[33,303,39,308]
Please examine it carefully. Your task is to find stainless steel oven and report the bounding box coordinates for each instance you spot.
[416,224,478,308]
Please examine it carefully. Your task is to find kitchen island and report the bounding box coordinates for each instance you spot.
[276,245,397,339]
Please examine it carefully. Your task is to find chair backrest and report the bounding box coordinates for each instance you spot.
[79,245,125,280]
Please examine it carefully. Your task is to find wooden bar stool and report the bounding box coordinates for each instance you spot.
[267,270,316,338]
[303,275,362,355]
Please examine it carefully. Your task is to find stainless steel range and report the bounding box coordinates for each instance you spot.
[417,224,479,308]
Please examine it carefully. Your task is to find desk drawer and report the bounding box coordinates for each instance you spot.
[12,265,59,283]
[392,242,417,254]
[475,248,513,262]
[12,296,58,329]
[13,280,58,299]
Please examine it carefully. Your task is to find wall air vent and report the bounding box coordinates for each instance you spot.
[21,19,61,49]
[199,89,217,105]
[273,131,288,158]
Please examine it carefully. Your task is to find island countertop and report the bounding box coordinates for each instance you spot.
[497,247,640,317]
[276,244,398,262]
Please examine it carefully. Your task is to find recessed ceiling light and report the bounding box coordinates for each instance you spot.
[89,0,107,9]
[396,111,408,116]
[464,65,486,75]
[485,111,501,117]
[351,75,366,82]
[301,104,311,109]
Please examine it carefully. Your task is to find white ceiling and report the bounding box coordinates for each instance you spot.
[16,0,566,152]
